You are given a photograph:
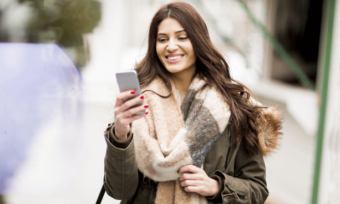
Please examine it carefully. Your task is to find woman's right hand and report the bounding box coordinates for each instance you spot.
[114,90,148,141]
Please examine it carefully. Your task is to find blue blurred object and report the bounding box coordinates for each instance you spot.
[0,43,82,194]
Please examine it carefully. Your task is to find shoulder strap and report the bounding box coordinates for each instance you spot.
[96,184,105,204]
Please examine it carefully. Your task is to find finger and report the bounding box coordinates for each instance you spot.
[115,95,145,116]
[120,103,148,118]
[184,186,201,194]
[179,173,202,182]
[115,90,137,107]
[179,164,201,174]
[120,113,147,126]
[180,179,198,187]
[115,103,147,127]
[123,95,145,110]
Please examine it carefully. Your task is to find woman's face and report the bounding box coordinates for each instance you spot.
[156,18,196,78]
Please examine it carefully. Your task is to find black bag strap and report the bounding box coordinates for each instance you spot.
[96,184,105,204]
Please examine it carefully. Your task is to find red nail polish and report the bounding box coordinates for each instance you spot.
[140,96,144,99]
[131,91,136,94]
[144,105,149,108]
[145,112,149,115]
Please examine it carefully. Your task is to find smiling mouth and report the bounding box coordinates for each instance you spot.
[165,55,184,63]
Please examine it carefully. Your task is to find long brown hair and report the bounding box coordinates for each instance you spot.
[135,2,260,156]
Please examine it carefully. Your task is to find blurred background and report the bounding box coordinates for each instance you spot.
[0,0,339,203]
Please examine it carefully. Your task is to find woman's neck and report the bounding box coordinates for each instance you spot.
[173,78,191,97]
[172,69,195,103]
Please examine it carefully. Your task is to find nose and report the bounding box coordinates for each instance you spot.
[166,38,178,52]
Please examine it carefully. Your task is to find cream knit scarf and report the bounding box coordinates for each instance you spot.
[132,77,230,204]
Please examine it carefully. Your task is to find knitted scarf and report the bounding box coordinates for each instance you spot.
[132,77,230,204]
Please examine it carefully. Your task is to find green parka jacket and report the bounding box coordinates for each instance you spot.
[104,105,281,204]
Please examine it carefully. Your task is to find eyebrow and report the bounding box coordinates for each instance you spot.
[157,30,186,35]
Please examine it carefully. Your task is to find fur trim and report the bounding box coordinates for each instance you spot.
[256,106,282,157]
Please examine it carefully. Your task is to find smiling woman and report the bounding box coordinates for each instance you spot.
[156,18,196,101]
[102,2,281,204]
[156,19,196,73]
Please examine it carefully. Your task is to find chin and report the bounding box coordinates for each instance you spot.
[165,67,183,74]
[163,63,183,72]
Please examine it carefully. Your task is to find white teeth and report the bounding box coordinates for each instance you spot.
[168,56,181,60]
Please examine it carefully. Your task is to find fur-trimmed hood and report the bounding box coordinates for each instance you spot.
[256,106,282,157]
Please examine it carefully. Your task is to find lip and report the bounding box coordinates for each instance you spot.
[166,53,183,57]
[165,54,184,63]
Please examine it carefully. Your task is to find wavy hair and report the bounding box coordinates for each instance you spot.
[135,2,260,156]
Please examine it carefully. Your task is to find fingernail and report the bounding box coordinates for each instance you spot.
[145,112,148,115]
[144,105,149,108]
[131,91,136,94]
[140,96,144,99]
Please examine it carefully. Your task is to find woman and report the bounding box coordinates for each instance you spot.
[104,2,281,204]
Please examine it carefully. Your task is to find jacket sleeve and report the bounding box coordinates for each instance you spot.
[212,151,268,204]
[103,123,139,200]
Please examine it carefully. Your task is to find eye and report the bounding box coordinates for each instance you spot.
[157,38,168,42]
[178,37,188,40]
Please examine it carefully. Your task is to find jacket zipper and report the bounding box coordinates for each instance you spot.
[232,192,241,202]
[225,185,245,202]
[225,192,241,202]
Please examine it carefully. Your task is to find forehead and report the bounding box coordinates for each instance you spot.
[157,18,185,34]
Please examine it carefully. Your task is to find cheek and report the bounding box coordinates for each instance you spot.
[186,47,196,62]
[156,43,164,59]
[183,43,195,58]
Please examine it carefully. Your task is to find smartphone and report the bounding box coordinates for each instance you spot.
[115,70,145,115]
